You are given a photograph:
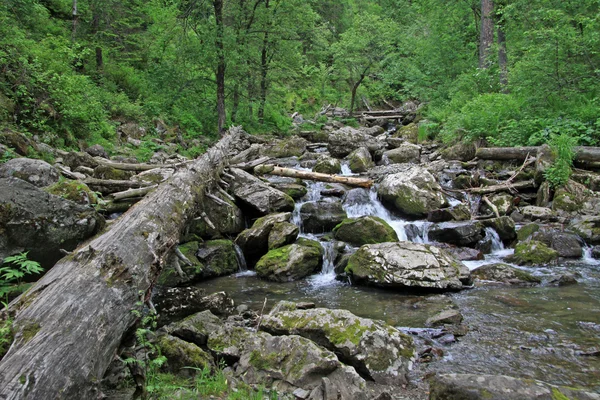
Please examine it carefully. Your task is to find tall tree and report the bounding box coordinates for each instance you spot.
[213,0,226,134]
[479,0,494,68]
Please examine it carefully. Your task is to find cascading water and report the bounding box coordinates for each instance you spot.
[233,243,248,271]
[485,227,504,253]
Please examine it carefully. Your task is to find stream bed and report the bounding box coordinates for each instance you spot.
[195,176,600,393]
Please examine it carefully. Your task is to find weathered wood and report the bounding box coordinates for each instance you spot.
[468,179,535,195]
[482,196,500,218]
[94,158,191,172]
[231,156,271,171]
[109,185,158,201]
[475,147,539,161]
[83,178,152,194]
[0,128,249,399]
[254,164,374,188]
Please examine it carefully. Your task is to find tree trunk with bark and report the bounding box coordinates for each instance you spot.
[0,128,250,399]
[479,0,494,69]
[214,0,227,135]
[254,164,374,188]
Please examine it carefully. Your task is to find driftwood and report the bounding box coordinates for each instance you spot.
[482,196,500,218]
[0,128,249,399]
[109,185,158,201]
[468,179,535,195]
[254,164,374,188]
[231,156,271,171]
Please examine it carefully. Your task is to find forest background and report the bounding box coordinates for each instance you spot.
[0,0,598,156]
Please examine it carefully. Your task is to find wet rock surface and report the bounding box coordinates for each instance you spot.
[0,157,60,187]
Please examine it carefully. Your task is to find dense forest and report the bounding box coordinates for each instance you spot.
[1,0,599,153]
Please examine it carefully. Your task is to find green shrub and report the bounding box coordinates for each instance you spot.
[545,133,577,188]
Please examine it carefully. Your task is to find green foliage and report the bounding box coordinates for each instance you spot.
[0,252,43,299]
[0,307,12,359]
[545,133,577,188]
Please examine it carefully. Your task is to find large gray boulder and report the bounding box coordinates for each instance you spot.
[228,168,294,215]
[327,127,384,158]
[378,165,448,217]
[313,156,342,174]
[255,238,323,282]
[345,242,471,290]
[531,229,583,258]
[0,177,104,268]
[383,143,421,164]
[569,215,600,245]
[471,263,541,286]
[333,216,398,247]
[300,200,347,233]
[261,304,415,386]
[235,212,292,264]
[0,158,60,187]
[429,373,600,400]
[346,147,374,173]
[185,190,244,240]
[428,222,485,248]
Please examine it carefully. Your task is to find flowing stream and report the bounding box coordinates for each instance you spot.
[196,180,600,392]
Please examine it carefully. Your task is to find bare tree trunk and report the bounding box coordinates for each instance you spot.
[479,0,494,69]
[258,0,271,124]
[72,0,78,40]
[0,129,249,399]
[254,164,374,188]
[214,0,227,135]
[497,20,508,91]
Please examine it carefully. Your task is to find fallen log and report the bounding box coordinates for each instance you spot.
[0,127,249,399]
[476,146,600,163]
[231,156,271,171]
[468,179,535,195]
[94,158,192,172]
[83,178,153,194]
[109,185,158,201]
[254,164,374,188]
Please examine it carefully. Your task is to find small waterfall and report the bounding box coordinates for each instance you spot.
[292,180,326,231]
[321,241,336,275]
[410,222,433,244]
[233,243,248,271]
[485,227,505,253]
[340,162,353,176]
[583,246,600,265]
[343,188,408,241]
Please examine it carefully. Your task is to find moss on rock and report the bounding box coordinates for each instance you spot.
[44,179,98,205]
[512,240,558,265]
[517,223,540,241]
[255,238,323,282]
[333,216,398,246]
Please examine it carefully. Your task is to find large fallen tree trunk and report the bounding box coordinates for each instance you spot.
[254,164,374,188]
[0,128,250,399]
[476,146,600,163]
[467,179,535,195]
[94,158,191,172]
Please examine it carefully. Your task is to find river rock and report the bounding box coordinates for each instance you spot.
[269,182,307,200]
[262,136,307,158]
[393,123,418,143]
[378,165,448,217]
[85,144,109,159]
[428,373,600,400]
[313,156,341,174]
[62,151,99,169]
[235,212,291,263]
[0,177,104,268]
[480,216,517,242]
[425,309,463,327]
[0,158,60,187]
[428,222,484,248]
[592,246,600,259]
[345,242,471,290]
[228,168,294,215]
[300,200,347,233]
[346,147,374,173]
[333,216,398,246]
[439,245,484,261]
[153,288,234,326]
[43,179,97,205]
[509,240,558,265]
[268,222,299,250]
[427,204,471,223]
[186,190,244,240]
[193,240,240,278]
[440,142,476,161]
[521,206,555,221]
[569,215,600,245]
[93,165,135,180]
[327,127,384,158]
[261,305,415,385]
[383,143,420,164]
[155,334,214,377]
[517,223,540,241]
[488,193,515,215]
[549,273,578,287]
[255,238,323,282]
[552,180,587,214]
[531,229,583,258]
[471,263,541,286]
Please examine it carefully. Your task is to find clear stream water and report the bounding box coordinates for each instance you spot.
[196,176,600,392]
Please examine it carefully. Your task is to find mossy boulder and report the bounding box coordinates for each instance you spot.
[93,165,134,180]
[44,179,98,205]
[428,222,485,248]
[333,216,398,246]
[269,182,307,200]
[262,136,307,158]
[488,193,514,216]
[327,126,384,158]
[481,216,516,243]
[313,156,342,174]
[299,200,347,233]
[156,334,214,377]
[0,158,60,188]
[377,165,448,217]
[346,147,374,173]
[521,206,555,221]
[472,263,541,286]
[552,180,588,214]
[427,204,471,223]
[267,222,299,250]
[261,304,415,386]
[383,143,421,164]
[517,223,540,241]
[440,142,476,161]
[235,212,291,264]
[255,238,323,282]
[509,240,558,265]
[531,229,583,258]
[392,123,419,143]
[194,240,240,278]
[345,242,471,290]
[569,215,600,245]
[186,190,244,240]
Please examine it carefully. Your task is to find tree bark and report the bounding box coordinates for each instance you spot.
[258,0,271,124]
[476,146,600,163]
[0,128,249,399]
[479,0,494,69]
[214,0,227,135]
[497,21,508,90]
[254,164,374,188]
[468,179,535,194]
